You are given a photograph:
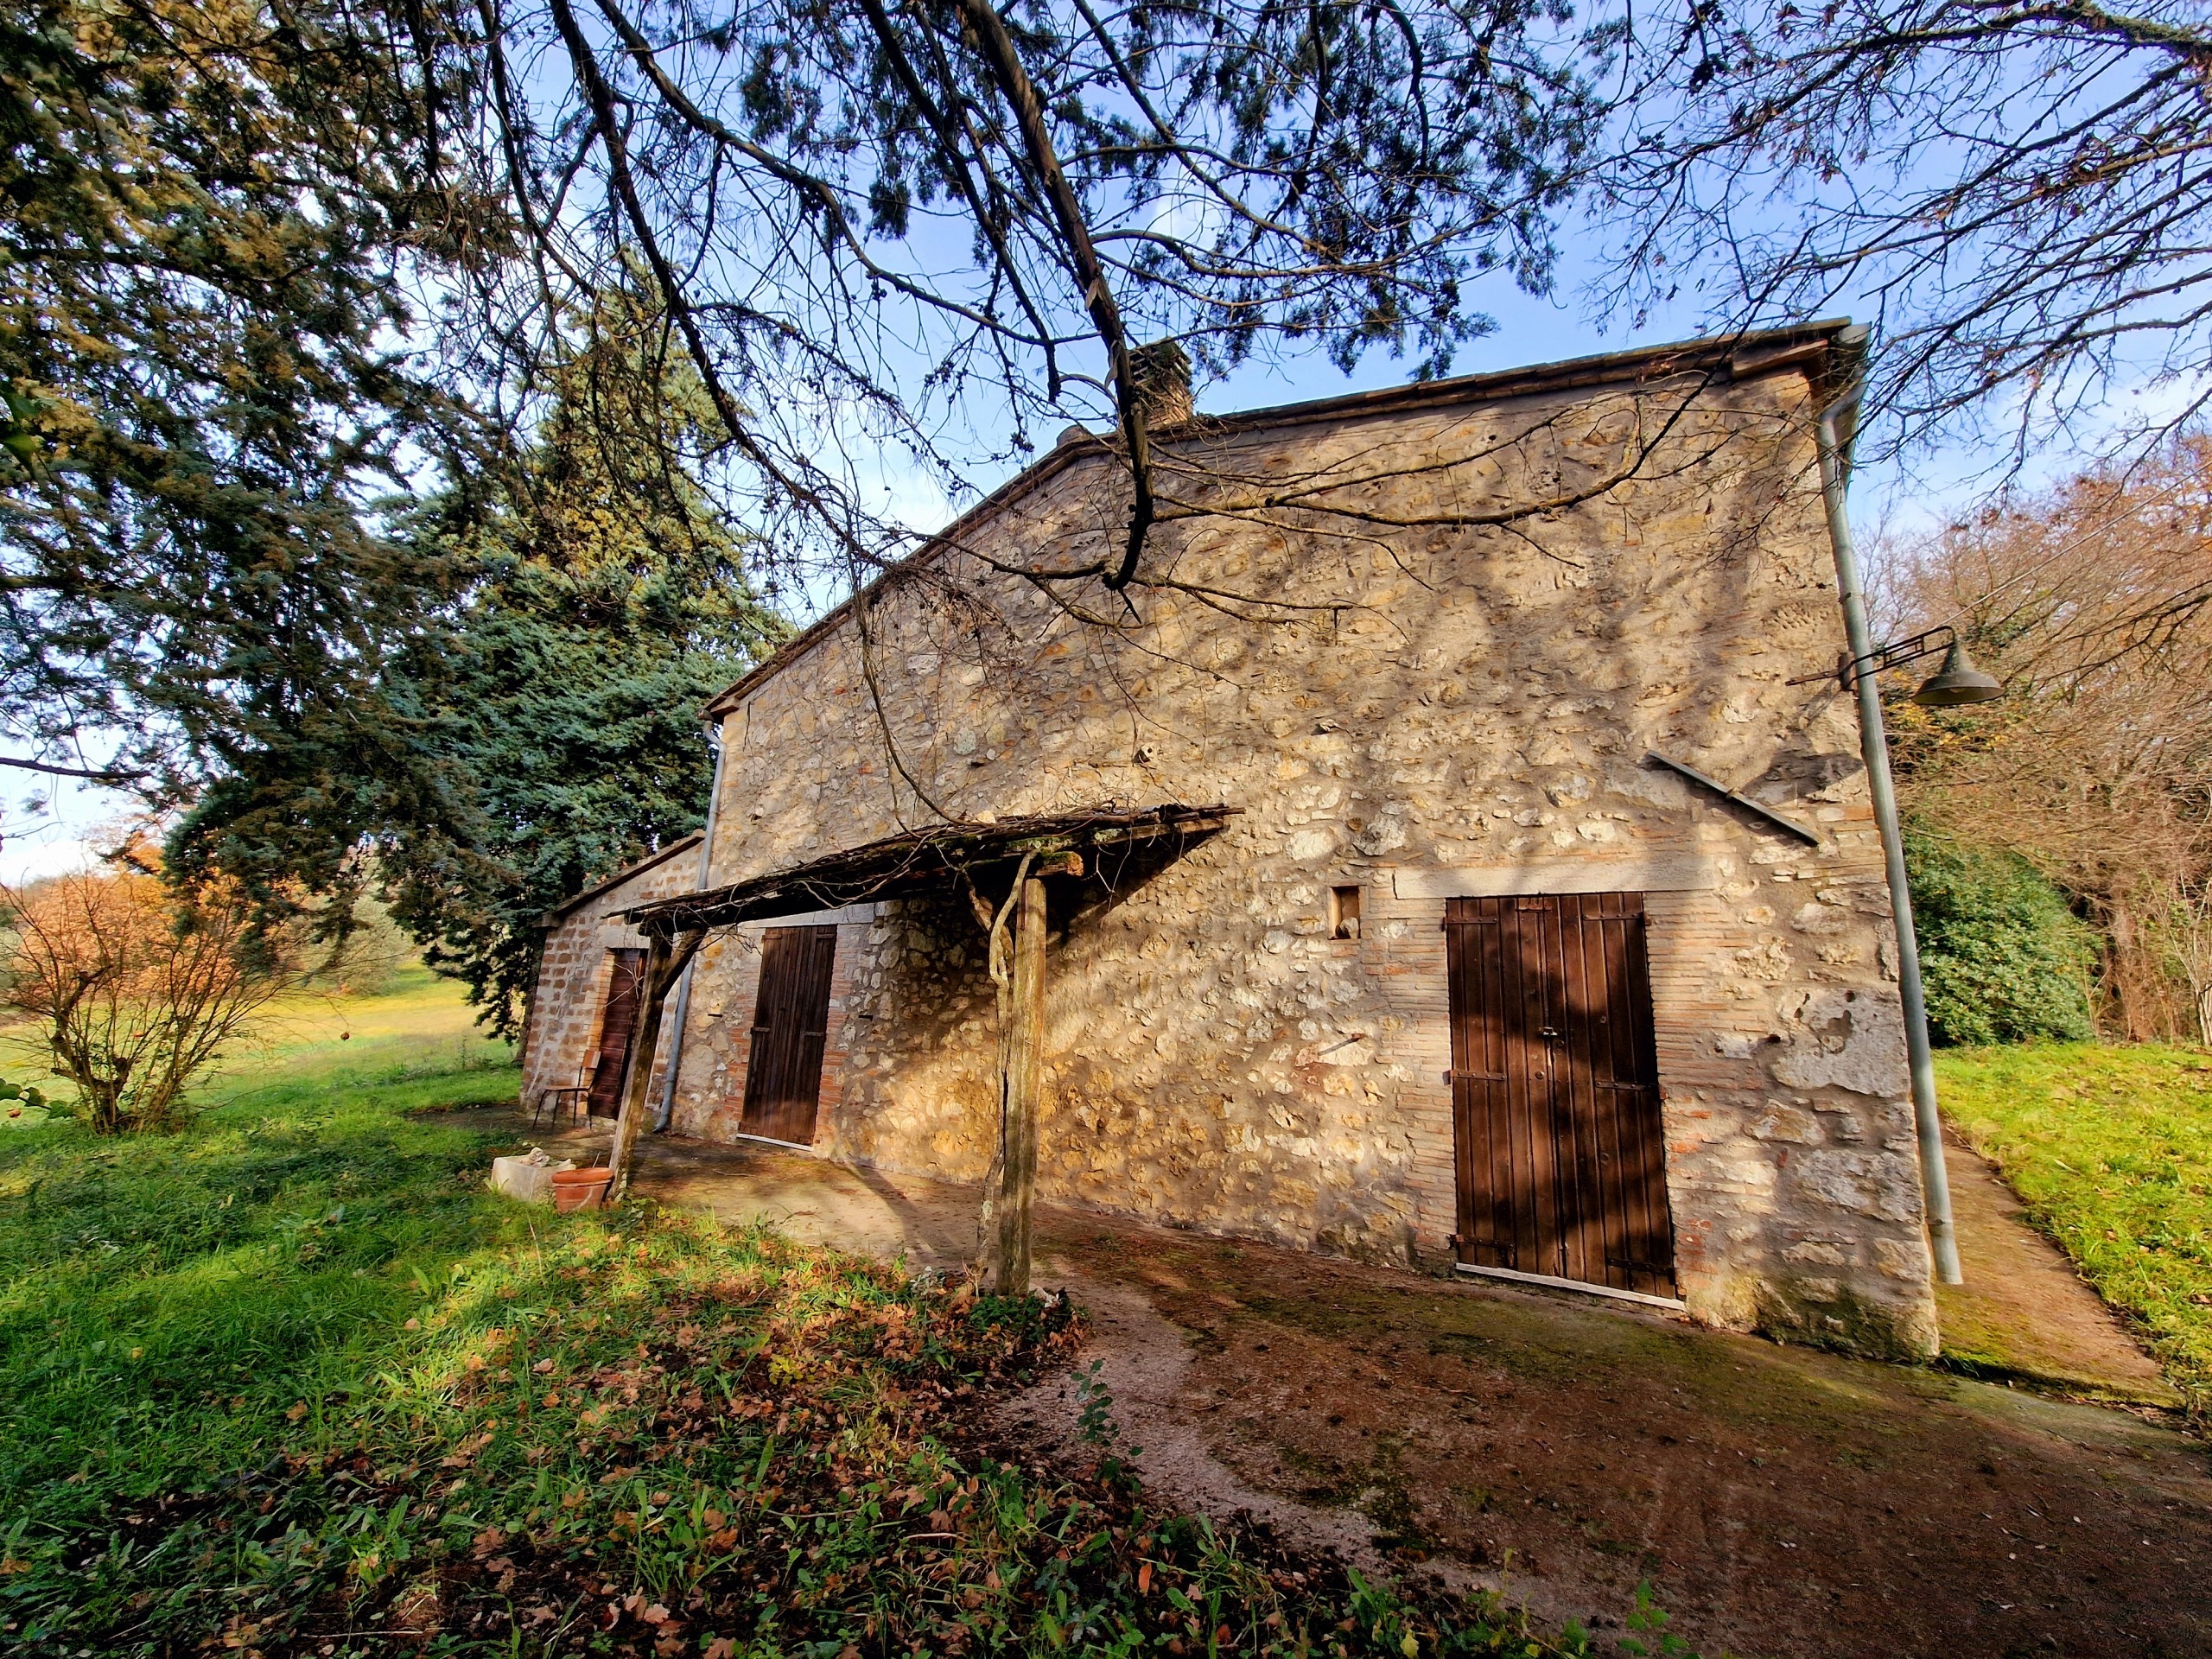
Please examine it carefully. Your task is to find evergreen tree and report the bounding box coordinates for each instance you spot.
[0,0,483,801]
[373,296,787,1037]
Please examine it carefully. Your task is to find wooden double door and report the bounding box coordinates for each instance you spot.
[739,925,838,1146]
[1443,893,1676,1299]
[586,947,647,1117]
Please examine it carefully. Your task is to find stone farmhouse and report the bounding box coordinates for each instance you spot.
[522,321,1943,1359]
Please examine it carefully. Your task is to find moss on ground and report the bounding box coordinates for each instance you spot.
[1936,1042,2212,1413]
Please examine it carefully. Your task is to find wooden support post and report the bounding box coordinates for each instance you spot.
[605,928,702,1201]
[995,873,1047,1296]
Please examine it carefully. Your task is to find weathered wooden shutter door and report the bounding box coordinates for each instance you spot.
[1445,895,1541,1274]
[586,947,647,1118]
[740,925,839,1146]
[1445,893,1675,1298]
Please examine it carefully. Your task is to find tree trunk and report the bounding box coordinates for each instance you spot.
[605,929,701,1200]
[995,874,1047,1297]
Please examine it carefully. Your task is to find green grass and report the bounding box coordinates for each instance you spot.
[0,970,1643,1657]
[0,964,521,1516]
[1936,1041,2212,1412]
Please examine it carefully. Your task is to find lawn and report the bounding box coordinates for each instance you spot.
[0,969,1633,1658]
[1936,1041,2212,1413]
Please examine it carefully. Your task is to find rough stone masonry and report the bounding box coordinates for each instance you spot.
[524,324,1942,1359]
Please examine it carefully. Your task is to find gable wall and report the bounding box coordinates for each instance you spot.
[658,365,1940,1355]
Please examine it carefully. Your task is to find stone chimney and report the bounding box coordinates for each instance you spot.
[1129,340,1193,429]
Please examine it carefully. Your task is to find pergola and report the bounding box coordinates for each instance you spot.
[599,803,1236,1289]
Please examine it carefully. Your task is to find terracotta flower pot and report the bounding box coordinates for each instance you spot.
[550,1166,614,1213]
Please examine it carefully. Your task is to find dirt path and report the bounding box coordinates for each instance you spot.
[474,1116,2211,1656]
[1029,1217,2208,1659]
[1934,1134,2182,1408]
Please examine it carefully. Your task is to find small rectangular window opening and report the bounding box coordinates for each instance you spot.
[1329,885,1363,940]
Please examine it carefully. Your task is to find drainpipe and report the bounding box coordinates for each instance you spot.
[1815,340,1963,1286]
[653,722,728,1133]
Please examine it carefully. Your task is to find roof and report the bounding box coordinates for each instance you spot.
[622,804,1237,935]
[544,832,705,925]
[703,319,1863,721]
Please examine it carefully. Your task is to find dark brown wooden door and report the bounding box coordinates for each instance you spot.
[740,925,839,1145]
[1444,893,1675,1298]
[586,947,647,1118]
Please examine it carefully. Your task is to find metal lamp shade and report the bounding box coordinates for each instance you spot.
[1912,638,2005,706]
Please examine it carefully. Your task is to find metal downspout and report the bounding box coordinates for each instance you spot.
[653,724,728,1133]
[1815,349,1963,1285]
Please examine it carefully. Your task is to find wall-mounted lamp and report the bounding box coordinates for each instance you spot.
[1906,634,2005,707]
[1796,624,2004,707]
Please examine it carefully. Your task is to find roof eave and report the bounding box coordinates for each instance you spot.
[542,831,706,926]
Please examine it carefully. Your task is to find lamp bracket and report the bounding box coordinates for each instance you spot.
[1788,624,1959,690]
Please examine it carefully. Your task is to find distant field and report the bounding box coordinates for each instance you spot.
[0,965,523,1513]
[1937,1042,2212,1412]
[2,959,509,1118]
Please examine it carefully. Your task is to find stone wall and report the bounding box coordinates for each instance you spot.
[647,353,1938,1356]
[523,836,702,1116]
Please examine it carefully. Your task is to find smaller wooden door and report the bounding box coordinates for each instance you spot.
[586,947,647,1118]
[740,925,839,1145]
[1444,893,1675,1298]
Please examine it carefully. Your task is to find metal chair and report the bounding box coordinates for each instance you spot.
[528,1067,591,1133]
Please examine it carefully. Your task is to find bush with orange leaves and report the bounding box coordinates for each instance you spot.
[0,855,305,1134]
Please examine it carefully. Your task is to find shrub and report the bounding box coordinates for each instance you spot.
[0,860,304,1133]
[1905,823,2098,1046]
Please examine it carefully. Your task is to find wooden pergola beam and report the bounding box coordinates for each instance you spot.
[995,868,1048,1295]
[604,925,704,1200]
[622,804,1236,934]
